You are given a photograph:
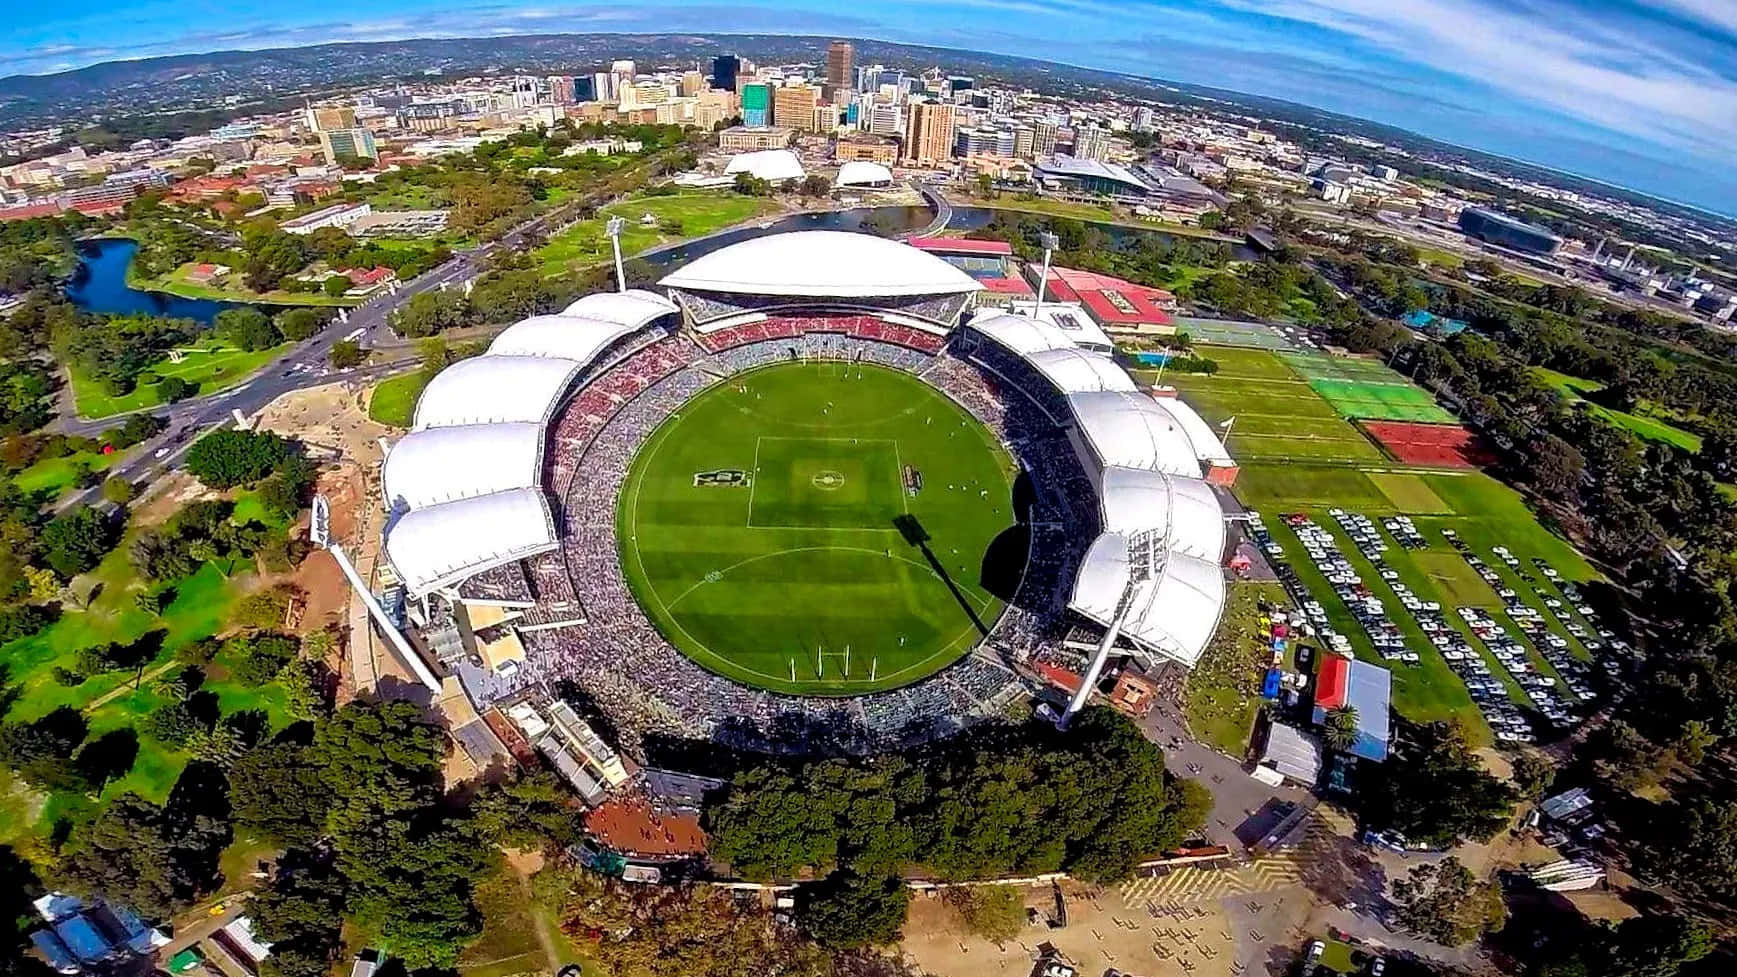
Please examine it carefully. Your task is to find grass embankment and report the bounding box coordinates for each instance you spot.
[71,341,290,419]
[533,192,784,278]
[1534,367,1702,452]
[1187,581,1288,755]
[943,191,1240,240]
[13,450,123,501]
[368,372,430,427]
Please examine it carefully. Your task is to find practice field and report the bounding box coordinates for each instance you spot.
[1308,378,1458,423]
[1172,315,1297,350]
[1362,420,1493,468]
[1166,349,1387,464]
[618,362,1020,695]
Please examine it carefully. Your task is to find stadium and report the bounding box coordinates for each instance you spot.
[377,230,1235,754]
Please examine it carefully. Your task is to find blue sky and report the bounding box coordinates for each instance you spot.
[8,1,1737,215]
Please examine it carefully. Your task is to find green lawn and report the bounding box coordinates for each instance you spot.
[618,362,1017,695]
[945,193,1238,240]
[1534,367,1702,452]
[71,341,291,419]
[134,264,358,307]
[533,192,782,277]
[0,510,287,851]
[1187,581,1286,755]
[12,450,123,501]
[1415,246,1465,269]
[1166,349,1388,465]
[369,371,430,427]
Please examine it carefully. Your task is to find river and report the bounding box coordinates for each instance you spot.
[65,238,247,324]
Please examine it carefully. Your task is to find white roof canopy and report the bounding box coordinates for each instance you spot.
[383,422,545,511]
[562,289,677,328]
[385,488,557,595]
[968,312,1079,355]
[1149,394,1234,466]
[837,161,894,186]
[1068,391,1201,478]
[1098,467,1225,562]
[659,230,985,298]
[413,355,579,430]
[724,149,805,182]
[1026,347,1138,394]
[488,314,636,362]
[1069,535,1225,667]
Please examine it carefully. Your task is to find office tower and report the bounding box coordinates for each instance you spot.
[741,83,772,127]
[774,84,821,131]
[868,101,903,137]
[1014,126,1036,160]
[319,127,377,163]
[1033,119,1059,157]
[947,76,974,97]
[712,55,740,92]
[1133,106,1155,131]
[546,76,576,105]
[902,100,956,167]
[826,41,854,99]
[1074,123,1110,161]
[590,72,614,102]
[575,76,598,102]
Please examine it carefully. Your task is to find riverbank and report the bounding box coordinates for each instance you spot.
[126,260,360,308]
[940,190,1240,241]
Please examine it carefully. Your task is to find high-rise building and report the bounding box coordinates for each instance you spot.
[680,71,706,98]
[902,100,956,168]
[741,83,772,127]
[695,88,739,130]
[303,106,356,132]
[575,76,599,102]
[826,41,855,100]
[868,102,903,138]
[319,128,378,164]
[774,84,821,132]
[1074,124,1111,161]
[947,76,974,98]
[711,55,741,92]
[1033,120,1059,157]
[547,76,576,105]
[591,72,614,102]
[1132,106,1155,131]
[1013,126,1036,160]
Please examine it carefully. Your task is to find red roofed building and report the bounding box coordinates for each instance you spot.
[905,237,1013,256]
[1026,265,1178,335]
[170,175,249,201]
[1037,661,1083,694]
[0,202,64,222]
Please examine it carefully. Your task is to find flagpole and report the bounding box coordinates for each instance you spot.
[1219,415,1236,451]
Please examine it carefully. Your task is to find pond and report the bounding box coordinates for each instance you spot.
[65,238,248,324]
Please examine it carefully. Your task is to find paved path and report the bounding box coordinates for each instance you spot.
[1120,856,1305,905]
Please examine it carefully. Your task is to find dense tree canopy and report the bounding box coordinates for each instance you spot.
[1357,722,1516,848]
[184,429,298,488]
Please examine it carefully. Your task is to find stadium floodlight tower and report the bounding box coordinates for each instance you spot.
[311,495,441,694]
[1033,231,1060,320]
[606,216,628,293]
[1059,526,1168,730]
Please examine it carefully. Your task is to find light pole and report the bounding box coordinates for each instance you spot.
[1034,230,1059,320]
[606,216,627,293]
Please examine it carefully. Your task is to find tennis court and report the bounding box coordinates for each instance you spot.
[1174,315,1297,350]
[1362,420,1494,467]
[1310,378,1458,422]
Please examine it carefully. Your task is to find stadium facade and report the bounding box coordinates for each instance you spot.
[375,230,1235,754]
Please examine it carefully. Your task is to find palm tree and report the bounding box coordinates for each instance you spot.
[1322,704,1360,752]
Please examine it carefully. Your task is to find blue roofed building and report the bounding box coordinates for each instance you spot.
[1312,655,1392,762]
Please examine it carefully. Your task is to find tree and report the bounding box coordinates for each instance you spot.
[1389,856,1505,946]
[1321,704,1360,752]
[280,659,330,721]
[1653,794,1737,901]
[0,707,89,791]
[157,375,195,403]
[249,849,349,977]
[1511,751,1556,801]
[54,768,232,917]
[40,505,121,579]
[797,872,909,949]
[732,172,771,196]
[944,885,1025,942]
[275,308,326,341]
[322,275,352,298]
[227,632,299,686]
[229,742,333,847]
[185,429,295,488]
[215,308,280,352]
[329,340,365,369]
[470,772,586,849]
[100,476,135,505]
[1357,722,1516,848]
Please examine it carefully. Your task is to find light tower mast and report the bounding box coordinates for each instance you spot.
[312,495,441,693]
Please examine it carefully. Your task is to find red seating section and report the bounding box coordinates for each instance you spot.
[695,315,946,355]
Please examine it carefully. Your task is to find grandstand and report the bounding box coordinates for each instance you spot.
[374,231,1237,755]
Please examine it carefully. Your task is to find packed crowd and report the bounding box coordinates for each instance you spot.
[693,314,949,355]
[672,289,972,328]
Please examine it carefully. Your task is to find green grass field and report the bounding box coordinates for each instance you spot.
[1308,378,1458,423]
[1534,366,1702,452]
[618,362,1018,695]
[71,341,290,419]
[12,450,123,500]
[1166,349,1388,464]
[132,264,357,307]
[369,371,430,427]
[533,193,782,278]
[1187,581,1288,756]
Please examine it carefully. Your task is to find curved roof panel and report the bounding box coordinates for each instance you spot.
[837,161,894,186]
[1098,467,1225,561]
[658,230,985,298]
[385,488,557,595]
[1068,391,1201,477]
[383,422,545,511]
[1069,534,1224,667]
[1027,347,1138,394]
[1149,394,1234,466]
[413,355,579,430]
[723,149,805,182]
[562,288,677,328]
[968,312,1078,355]
[488,314,636,362]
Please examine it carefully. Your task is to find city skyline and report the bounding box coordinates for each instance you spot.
[6,1,1737,215]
